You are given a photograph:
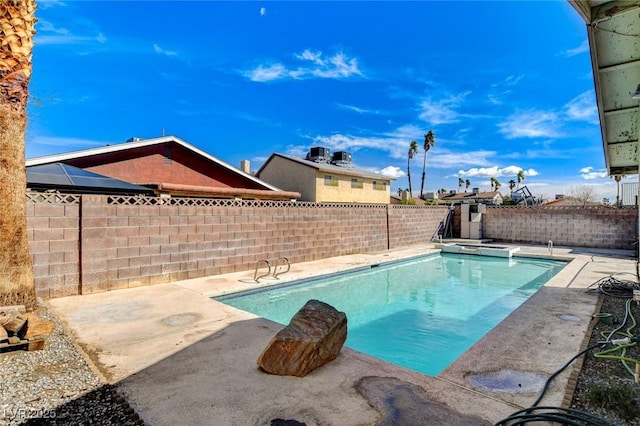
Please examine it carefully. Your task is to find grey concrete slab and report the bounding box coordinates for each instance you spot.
[46,243,638,425]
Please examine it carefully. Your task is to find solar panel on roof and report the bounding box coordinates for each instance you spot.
[27,163,153,195]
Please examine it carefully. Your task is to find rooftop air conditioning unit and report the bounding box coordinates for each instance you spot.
[331,151,352,166]
[472,187,480,194]
[308,147,330,163]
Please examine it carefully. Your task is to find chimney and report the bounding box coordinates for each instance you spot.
[240,160,251,174]
[472,187,480,194]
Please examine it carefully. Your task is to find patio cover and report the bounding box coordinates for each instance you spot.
[570,0,640,175]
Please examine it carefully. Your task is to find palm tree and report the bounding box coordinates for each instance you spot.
[508,179,516,196]
[0,0,37,308]
[517,170,525,190]
[407,140,419,198]
[613,175,623,206]
[457,177,464,193]
[419,130,435,199]
[465,179,471,192]
[494,179,502,191]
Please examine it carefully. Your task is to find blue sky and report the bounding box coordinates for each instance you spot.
[27,0,626,201]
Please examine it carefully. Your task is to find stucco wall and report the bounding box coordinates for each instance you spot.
[257,156,318,202]
[315,172,390,204]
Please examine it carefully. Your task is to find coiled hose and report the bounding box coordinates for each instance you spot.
[494,274,640,425]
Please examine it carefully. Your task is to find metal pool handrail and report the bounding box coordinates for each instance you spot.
[253,259,271,282]
[273,257,291,279]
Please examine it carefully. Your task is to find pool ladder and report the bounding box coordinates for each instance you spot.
[253,257,291,282]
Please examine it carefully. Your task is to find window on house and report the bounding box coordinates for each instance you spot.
[351,178,363,189]
[373,181,387,191]
[324,175,338,186]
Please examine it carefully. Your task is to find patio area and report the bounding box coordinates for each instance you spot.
[46,243,636,425]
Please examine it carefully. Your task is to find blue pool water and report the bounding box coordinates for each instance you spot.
[217,253,566,376]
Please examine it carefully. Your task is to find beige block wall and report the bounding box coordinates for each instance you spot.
[26,194,80,299]
[482,206,638,249]
[27,194,638,299]
[388,205,449,248]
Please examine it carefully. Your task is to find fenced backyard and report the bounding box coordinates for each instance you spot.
[27,192,638,299]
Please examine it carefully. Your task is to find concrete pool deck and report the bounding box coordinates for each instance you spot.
[47,243,637,425]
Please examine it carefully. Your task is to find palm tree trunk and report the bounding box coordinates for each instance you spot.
[0,0,37,308]
[407,157,413,198]
[419,151,427,199]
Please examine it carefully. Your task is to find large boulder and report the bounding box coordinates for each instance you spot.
[257,299,347,377]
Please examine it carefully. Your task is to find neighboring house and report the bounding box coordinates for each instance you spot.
[26,136,300,201]
[27,163,155,196]
[541,196,605,207]
[439,189,503,205]
[256,150,393,203]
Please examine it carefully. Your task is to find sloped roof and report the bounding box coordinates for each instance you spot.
[27,163,154,195]
[256,153,394,181]
[569,1,640,175]
[26,135,283,192]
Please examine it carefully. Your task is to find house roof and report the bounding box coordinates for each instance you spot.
[542,196,606,207]
[569,1,640,176]
[26,135,283,192]
[440,191,502,201]
[256,153,394,181]
[27,163,154,195]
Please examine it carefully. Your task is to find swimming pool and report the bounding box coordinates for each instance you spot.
[217,253,567,376]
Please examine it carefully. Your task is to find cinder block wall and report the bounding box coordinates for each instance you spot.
[387,205,450,248]
[27,194,449,298]
[483,206,638,249]
[27,194,639,298]
[78,196,394,294]
[26,194,81,298]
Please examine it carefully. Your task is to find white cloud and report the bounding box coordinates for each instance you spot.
[561,40,589,57]
[504,75,524,86]
[37,20,70,36]
[245,64,287,82]
[580,166,608,179]
[36,32,106,46]
[38,0,66,8]
[36,18,107,46]
[26,136,109,158]
[418,92,471,125]
[335,103,380,115]
[379,166,405,178]
[295,49,324,66]
[456,165,539,178]
[564,90,598,124]
[243,50,363,82]
[430,151,496,168]
[153,43,178,57]
[498,110,561,139]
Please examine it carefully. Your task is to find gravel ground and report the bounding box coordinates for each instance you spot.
[0,304,144,426]
[571,278,640,426]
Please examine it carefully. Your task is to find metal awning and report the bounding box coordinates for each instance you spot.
[570,0,640,175]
